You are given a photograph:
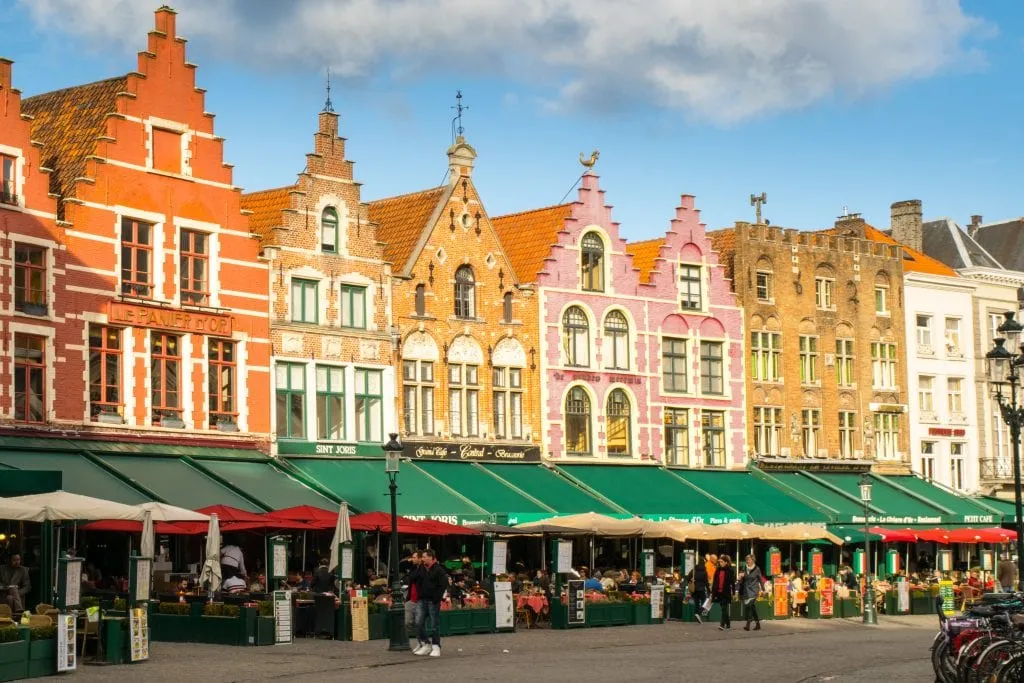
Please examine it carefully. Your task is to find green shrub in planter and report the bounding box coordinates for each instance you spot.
[0,628,28,683]
[113,598,127,612]
[158,602,190,616]
[257,601,273,618]
[29,625,56,641]
[0,629,20,645]
[81,597,100,610]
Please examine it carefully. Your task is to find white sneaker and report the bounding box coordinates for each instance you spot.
[413,644,431,656]
[429,645,441,658]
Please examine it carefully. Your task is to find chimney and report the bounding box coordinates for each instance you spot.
[969,214,983,237]
[0,58,12,91]
[890,199,923,252]
[447,135,476,185]
[834,213,866,239]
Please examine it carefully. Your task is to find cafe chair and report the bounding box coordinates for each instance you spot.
[0,604,13,626]
[77,608,103,662]
[515,606,532,630]
[27,614,52,627]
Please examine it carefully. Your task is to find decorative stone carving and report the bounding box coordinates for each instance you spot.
[447,335,484,364]
[402,331,439,361]
[322,337,342,359]
[359,339,379,361]
[282,333,303,355]
[492,337,526,367]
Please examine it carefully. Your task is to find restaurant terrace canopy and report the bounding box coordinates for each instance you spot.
[3,490,148,521]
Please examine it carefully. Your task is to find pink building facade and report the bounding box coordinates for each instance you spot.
[494,173,746,467]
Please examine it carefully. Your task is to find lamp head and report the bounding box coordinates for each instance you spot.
[997,311,1023,349]
[382,432,402,473]
[987,338,1013,384]
[858,473,872,504]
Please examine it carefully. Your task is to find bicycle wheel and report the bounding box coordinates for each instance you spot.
[933,634,955,683]
[994,650,1024,683]
[973,640,1020,683]
[957,635,995,683]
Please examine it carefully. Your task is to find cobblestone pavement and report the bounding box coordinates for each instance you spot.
[44,614,940,682]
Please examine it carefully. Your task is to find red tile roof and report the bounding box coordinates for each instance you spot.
[825,225,957,277]
[21,76,127,203]
[625,237,666,283]
[367,187,448,269]
[491,204,573,282]
[240,186,294,238]
[706,228,737,281]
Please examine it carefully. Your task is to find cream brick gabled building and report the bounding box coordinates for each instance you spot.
[242,110,395,456]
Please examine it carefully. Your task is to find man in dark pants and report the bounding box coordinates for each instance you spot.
[689,560,710,624]
[414,549,448,657]
[405,551,424,651]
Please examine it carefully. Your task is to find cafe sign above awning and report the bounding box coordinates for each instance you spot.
[109,301,233,337]
[403,441,541,463]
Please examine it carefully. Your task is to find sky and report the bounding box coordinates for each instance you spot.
[2,0,1021,242]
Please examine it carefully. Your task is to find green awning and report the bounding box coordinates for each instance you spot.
[672,469,830,523]
[290,458,490,524]
[829,525,882,543]
[978,496,1018,523]
[0,450,150,504]
[409,461,553,517]
[191,459,337,510]
[95,455,262,512]
[554,465,744,522]
[760,472,864,518]
[479,463,622,518]
[885,476,1002,525]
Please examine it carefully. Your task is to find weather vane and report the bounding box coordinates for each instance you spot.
[323,67,334,113]
[579,150,599,170]
[451,90,468,141]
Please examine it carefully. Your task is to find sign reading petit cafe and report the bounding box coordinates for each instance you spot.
[109,302,233,337]
[403,442,541,463]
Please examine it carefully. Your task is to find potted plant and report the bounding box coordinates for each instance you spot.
[150,601,190,643]
[0,625,28,683]
[256,601,275,646]
[27,624,57,678]
[199,603,244,646]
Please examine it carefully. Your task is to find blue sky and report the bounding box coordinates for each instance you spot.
[3,1,1021,241]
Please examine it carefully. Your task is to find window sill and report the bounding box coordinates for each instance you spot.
[755,298,775,306]
[800,382,822,388]
[448,316,486,324]
[876,312,891,317]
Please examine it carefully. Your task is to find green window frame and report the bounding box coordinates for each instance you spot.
[275,362,306,439]
[354,368,383,443]
[291,278,319,324]
[316,365,345,440]
[340,285,367,329]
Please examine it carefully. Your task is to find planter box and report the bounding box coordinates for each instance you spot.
[469,608,495,634]
[441,609,472,637]
[335,605,351,642]
[631,602,652,625]
[837,598,858,619]
[0,638,28,683]
[585,602,631,628]
[149,614,191,643]
[666,593,692,622]
[256,617,275,646]
[198,616,244,646]
[27,638,56,678]
[911,595,934,615]
[368,612,389,641]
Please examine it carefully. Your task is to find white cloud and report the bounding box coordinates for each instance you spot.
[17,0,988,123]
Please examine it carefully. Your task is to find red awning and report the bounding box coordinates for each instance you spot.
[870,527,919,543]
[915,528,953,544]
[80,520,196,535]
[946,527,1018,543]
[219,518,321,532]
[269,505,338,530]
[194,505,267,524]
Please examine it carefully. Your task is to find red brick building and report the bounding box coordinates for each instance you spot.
[5,7,271,442]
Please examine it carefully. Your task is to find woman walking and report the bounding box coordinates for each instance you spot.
[711,554,735,631]
[689,558,711,624]
[738,554,763,631]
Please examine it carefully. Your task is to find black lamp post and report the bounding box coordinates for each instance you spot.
[986,311,1024,591]
[859,474,877,625]
[382,433,408,651]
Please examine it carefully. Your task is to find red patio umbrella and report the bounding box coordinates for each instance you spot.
[220,518,321,532]
[915,528,953,544]
[946,527,1018,544]
[269,505,338,530]
[80,519,196,535]
[194,505,267,524]
[869,527,919,543]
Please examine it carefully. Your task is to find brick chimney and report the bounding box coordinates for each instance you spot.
[968,214,983,237]
[0,58,12,91]
[891,199,923,252]
[447,135,476,184]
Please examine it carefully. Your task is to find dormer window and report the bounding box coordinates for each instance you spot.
[321,207,339,253]
[580,232,604,292]
[680,264,702,311]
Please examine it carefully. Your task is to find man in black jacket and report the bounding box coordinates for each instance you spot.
[414,549,448,657]
[405,551,425,651]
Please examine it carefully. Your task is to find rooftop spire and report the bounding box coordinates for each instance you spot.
[450,90,468,143]
[323,67,334,114]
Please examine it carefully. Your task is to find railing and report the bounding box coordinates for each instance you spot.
[980,458,1013,481]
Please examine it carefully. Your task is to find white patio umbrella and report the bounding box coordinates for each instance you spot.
[140,510,155,558]
[329,502,352,572]
[138,501,210,522]
[0,497,44,521]
[198,513,222,595]
[4,491,147,522]
[517,513,648,536]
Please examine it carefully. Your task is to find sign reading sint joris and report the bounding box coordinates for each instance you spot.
[403,442,541,463]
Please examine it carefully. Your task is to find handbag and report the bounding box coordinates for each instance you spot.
[701,597,712,612]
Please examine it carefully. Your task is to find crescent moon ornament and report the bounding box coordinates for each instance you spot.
[579,150,600,169]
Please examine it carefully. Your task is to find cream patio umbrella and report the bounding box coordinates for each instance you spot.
[0,497,45,521]
[5,491,147,522]
[516,513,648,536]
[198,513,222,595]
[758,523,844,545]
[329,502,353,573]
[140,510,155,559]
[138,501,210,522]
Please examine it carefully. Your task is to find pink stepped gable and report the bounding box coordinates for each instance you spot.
[493,172,746,466]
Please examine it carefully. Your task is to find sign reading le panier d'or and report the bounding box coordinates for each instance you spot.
[404,441,541,463]
[109,302,233,337]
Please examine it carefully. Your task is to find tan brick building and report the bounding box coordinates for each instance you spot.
[710,215,911,472]
[242,110,395,456]
[367,136,541,461]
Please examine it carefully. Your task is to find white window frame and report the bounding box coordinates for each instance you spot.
[814,277,834,310]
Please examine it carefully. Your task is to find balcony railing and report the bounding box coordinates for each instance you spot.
[980,457,1014,481]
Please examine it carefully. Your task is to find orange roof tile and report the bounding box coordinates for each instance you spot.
[21,76,128,203]
[240,186,294,238]
[825,225,957,277]
[491,204,573,282]
[707,228,737,280]
[625,238,666,283]
[367,186,448,269]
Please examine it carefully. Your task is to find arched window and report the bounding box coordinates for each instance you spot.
[454,265,475,318]
[606,389,631,457]
[321,207,339,253]
[562,306,590,367]
[503,292,513,323]
[565,387,591,456]
[414,284,426,317]
[580,232,604,292]
[604,311,629,370]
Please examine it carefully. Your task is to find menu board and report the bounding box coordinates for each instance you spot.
[62,559,83,608]
[897,580,910,613]
[766,549,781,576]
[272,544,288,580]
[939,580,955,616]
[650,584,665,620]
[810,552,823,576]
[682,550,695,577]
[818,578,834,617]
[491,540,508,576]
[567,579,586,625]
[133,558,152,602]
[273,590,293,644]
[772,576,789,618]
[556,540,573,574]
[56,614,76,672]
[129,607,150,662]
[643,552,655,579]
[494,581,513,630]
[340,547,354,581]
[350,596,369,642]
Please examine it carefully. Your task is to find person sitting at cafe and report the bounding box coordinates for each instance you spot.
[600,570,617,592]
[1,555,31,613]
[220,538,246,581]
[312,558,337,594]
[222,574,247,594]
[581,569,603,593]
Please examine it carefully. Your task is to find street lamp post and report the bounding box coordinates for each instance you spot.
[860,474,877,625]
[382,433,408,651]
[986,312,1024,591]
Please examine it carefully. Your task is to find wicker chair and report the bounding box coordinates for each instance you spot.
[0,604,13,626]
[27,614,52,627]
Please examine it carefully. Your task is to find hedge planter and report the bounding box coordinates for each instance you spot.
[631,602,652,625]
[911,595,934,615]
[368,612,389,641]
[149,614,190,643]
[469,608,496,634]
[585,602,631,628]
[441,609,472,636]
[26,638,56,678]
[255,617,275,646]
[0,636,28,683]
[837,598,858,619]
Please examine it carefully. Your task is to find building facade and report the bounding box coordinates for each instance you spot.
[10,7,271,442]
[710,215,910,471]
[493,173,745,466]
[368,136,541,462]
[918,214,1024,497]
[242,110,394,457]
